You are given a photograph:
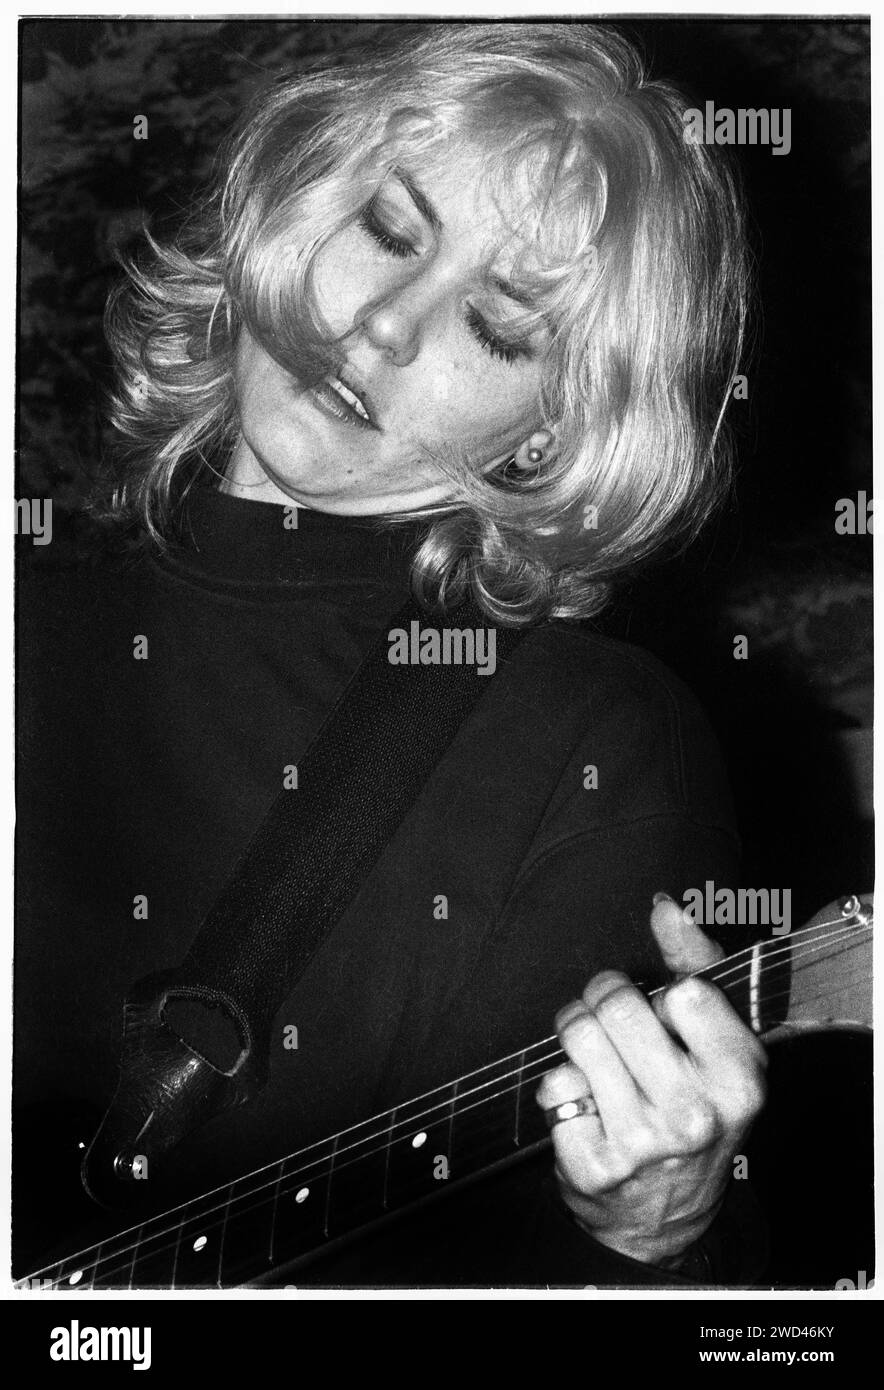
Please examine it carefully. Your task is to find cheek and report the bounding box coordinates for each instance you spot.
[428,372,452,404]
[312,236,377,334]
[234,341,297,449]
[428,358,540,438]
[235,334,276,405]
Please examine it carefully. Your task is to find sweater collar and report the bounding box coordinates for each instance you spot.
[158,483,425,594]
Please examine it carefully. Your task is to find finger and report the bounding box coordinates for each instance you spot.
[536,1049,608,1185]
[650,893,724,976]
[656,976,767,1125]
[535,1048,606,1170]
[581,970,699,1110]
[535,1059,592,1113]
[555,986,645,1133]
[535,1060,603,1133]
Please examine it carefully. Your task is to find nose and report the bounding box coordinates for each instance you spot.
[355,281,430,368]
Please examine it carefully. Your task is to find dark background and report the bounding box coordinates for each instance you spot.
[18,17,873,921]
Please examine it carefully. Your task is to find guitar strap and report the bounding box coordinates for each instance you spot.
[83,596,528,1202]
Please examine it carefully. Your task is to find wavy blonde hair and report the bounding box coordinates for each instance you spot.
[103,21,750,624]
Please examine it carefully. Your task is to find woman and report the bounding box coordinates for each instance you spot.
[16,21,766,1286]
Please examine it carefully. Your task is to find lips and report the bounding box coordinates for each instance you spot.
[327,374,371,422]
[311,369,378,431]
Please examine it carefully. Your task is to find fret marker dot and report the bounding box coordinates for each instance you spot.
[68,1270,83,1286]
[295,1187,310,1203]
[411,1132,428,1149]
[192,1236,208,1252]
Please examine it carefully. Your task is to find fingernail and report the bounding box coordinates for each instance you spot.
[653,891,675,906]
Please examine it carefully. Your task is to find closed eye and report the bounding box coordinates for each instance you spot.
[357,202,534,366]
[464,306,533,365]
[358,205,416,260]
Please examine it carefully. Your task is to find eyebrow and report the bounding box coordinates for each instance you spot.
[393,167,538,311]
[395,168,443,235]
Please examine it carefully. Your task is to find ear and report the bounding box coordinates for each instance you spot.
[509,429,555,470]
[482,430,556,477]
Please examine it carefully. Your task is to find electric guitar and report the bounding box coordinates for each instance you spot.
[16,894,873,1289]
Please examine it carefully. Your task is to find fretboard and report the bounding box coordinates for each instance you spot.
[43,1039,560,1289]
[24,904,871,1289]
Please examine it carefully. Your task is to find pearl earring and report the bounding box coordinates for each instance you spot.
[527,448,544,464]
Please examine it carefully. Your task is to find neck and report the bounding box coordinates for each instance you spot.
[25,900,872,1290]
[221,438,303,507]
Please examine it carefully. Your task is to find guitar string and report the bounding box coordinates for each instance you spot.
[59,962,875,1292]
[36,917,871,1286]
[76,1059,569,1288]
[73,961,874,1290]
[102,950,868,1272]
[57,1044,574,1288]
[51,916,869,1285]
[39,919,873,1288]
[41,918,871,1289]
[701,917,867,987]
[51,909,867,1276]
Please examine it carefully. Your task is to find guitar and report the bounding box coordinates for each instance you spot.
[15,894,873,1289]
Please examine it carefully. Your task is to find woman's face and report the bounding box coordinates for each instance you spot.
[227,144,552,513]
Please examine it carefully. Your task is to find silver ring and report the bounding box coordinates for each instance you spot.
[544,1096,599,1129]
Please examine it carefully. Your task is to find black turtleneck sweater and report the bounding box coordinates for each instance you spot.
[15,486,760,1286]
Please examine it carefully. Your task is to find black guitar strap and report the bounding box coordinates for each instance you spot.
[84,596,527,1202]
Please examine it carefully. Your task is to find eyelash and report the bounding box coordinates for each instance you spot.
[357,207,531,366]
[359,207,415,261]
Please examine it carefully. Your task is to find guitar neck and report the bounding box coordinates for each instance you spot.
[38,1040,559,1289]
[23,896,873,1289]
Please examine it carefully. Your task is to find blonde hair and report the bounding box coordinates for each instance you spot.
[103,21,750,624]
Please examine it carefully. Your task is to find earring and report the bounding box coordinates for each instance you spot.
[527,448,544,464]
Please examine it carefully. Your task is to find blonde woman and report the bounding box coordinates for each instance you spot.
[17,23,765,1287]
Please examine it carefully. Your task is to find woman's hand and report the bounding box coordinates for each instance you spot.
[535,895,767,1268]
